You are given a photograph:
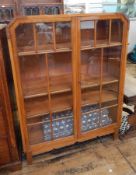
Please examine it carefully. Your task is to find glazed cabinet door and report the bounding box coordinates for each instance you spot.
[77,17,123,139]
[14,17,76,151]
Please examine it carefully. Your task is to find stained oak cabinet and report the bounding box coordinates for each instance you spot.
[0,25,21,170]
[7,13,129,164]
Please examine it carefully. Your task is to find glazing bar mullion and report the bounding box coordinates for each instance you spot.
[45,53,54,140]
[109,20,112,44]
[53,22,56,51]
[94,20,96,47]
[33,23,38,53]
[99,48,104,127]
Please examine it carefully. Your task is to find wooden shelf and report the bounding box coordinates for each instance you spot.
[81,42,122,50]
[81,40,94,48]
[81,75,119,89]
[52,106,72,114]
[18,48,71,56]
[26,106,72,119]
[27,115,73,127]
[24,92,48,100]
[23,78,48,99]
[25,96,49,118]
[82,89,117,107]
[26,91,72,118]
[27,103,118,120]
[102,75,119,85]
[24,74,72,99]
[82,104,118,115]
[51,93,72,114]
[96,40,109,46]
[26,112,49,119]
[51,88,71,94]
[25,87,72,99]
[50,74,72,94]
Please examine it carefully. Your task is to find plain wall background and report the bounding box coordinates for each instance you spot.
[128,19,136,52]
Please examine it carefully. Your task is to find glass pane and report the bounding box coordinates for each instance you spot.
[81,105,116,133]
[27,114,51,145]
[27,109,74,145]
[51,92,73,112]
[19,55,47,97]
[80,21,94,48]
[81,49,101,88]
[96,20,109,45]
[36,23,54,51]
[80,48,101,133]
[101,83,119,108]
[81,107,100,132]
[48,50,74,138]
[48,52,72,92]
[15,24,34,52]
[25,96,49,117]
[52,110,74,139]
[81,86,100,108]
[100,106,117,128]
[111,19,123,43]
[55,22,71,49]
[103,46,121,83]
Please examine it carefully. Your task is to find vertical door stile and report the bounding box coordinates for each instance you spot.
[109,20,112,45]
[77,17,82,137]
[71,17,78,139]
[94,20,96,47]
[33,23,38,53]
[99,48,104,127]
[45,53,54,140]
[53,22,56,51]
[117,21,128,125]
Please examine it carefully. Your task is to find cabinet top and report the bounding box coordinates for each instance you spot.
[7,13,129,30]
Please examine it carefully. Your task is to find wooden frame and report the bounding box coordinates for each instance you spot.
[7,13,129,164]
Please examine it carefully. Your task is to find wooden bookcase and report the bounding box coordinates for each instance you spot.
[7,13,129,164]
[0,25,21,171]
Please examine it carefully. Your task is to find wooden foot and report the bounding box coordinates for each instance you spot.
[26,151,32,165]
